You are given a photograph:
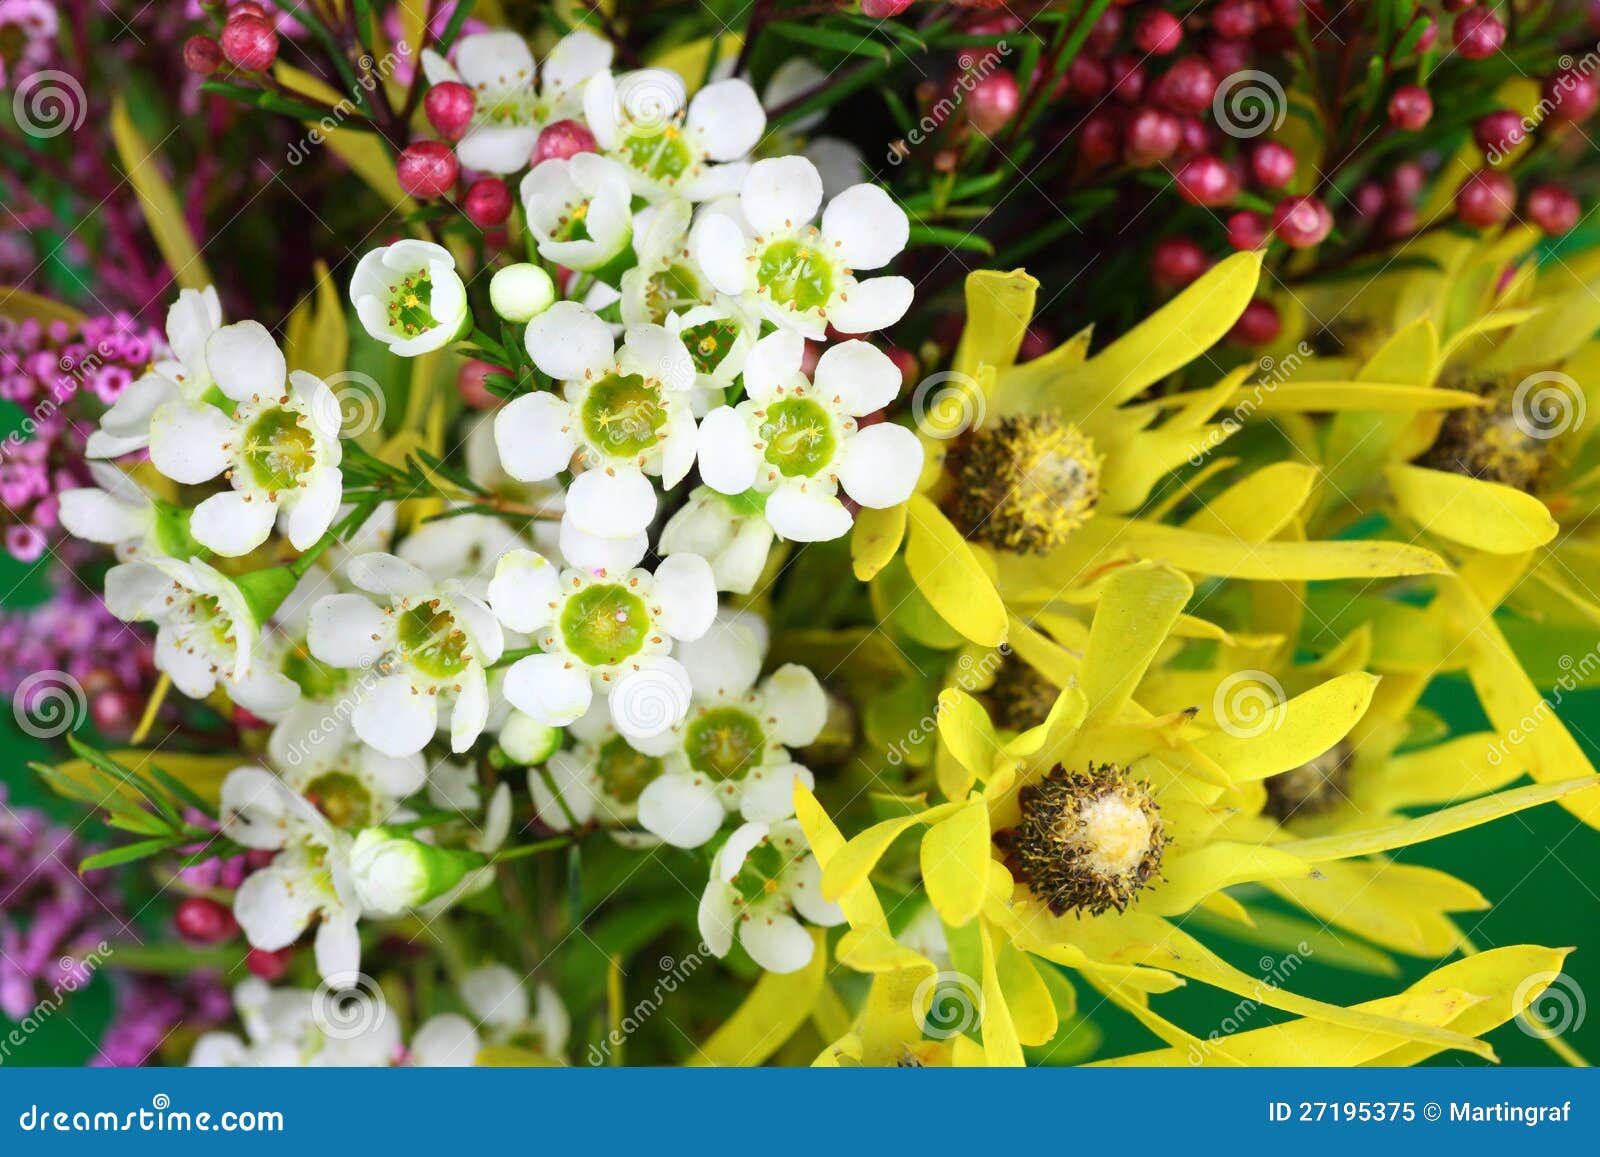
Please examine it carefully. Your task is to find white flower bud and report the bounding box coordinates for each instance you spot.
[490,263,557,324]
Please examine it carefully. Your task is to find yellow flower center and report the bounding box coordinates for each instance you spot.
[951,414,1101,553]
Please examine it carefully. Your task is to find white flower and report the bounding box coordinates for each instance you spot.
[636,611,826,848]
[145,322,344,556]
[665,300,758,396]
[350,240,471,356]
[486,548,716,741]
[58,461,155,558]
[489,262,557,323]
[348,827,486,915]
[494,303,697,550]
[219,768,364,982]
[396,511,531,600]
[659,485,775,594]
[520,153,635,274]
[755,59,867,198]
[698,819,844,973]
[584,69,764,202]
[105,555,297,716]
[88,287,215,459]
[190,977,400,1067]
[619,199,714,326]
[498,710,562,764]
[306,552,506,757]
[691,156,912,337]
[410,964,569,1066]
[421,29,613,173]
[267,712,426,829]
[528,700,662,832]
[696,332,922,542]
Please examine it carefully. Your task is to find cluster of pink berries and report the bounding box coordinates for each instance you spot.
[183,1,280,77]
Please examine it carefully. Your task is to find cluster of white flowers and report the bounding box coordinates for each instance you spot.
[67,28,907,1000]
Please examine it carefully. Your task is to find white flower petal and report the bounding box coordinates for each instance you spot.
[741,157,823,235]
[410,1014,482,1067]
[765,484,851,542]
[622,324,695,393]
[453,31,535,90]
[609,657,693,740]
[688,212,750,296]
[839,422,923,509]
[346,552,433,598]
[461,963,529,1029]
[99,371,178,439]
[457,124,540,174]
[740,911,814,973]
[820,183,909,271]
[308,593,390,668]
[285,465,343,551]
[450,667,491,753]
[741,328,805,401]
[675,610,765,698]
[652,553,717,640]
[557,518,648,575]
[191,490,277,557]
[827,275,913,335]
[58,488,149,545]
[739,762,813,823]
[525,302,615,382]
[504,653,593,725]
[695,407,759,495]
[764,664,828,747]
[359,748,428,800]
[353,674,438,757]
[697,880,738,957]
[206,320,286,403]
[147,402,233,484]
[687,80,766,161]
[166,286,222,369]
[314,915,362,982]
[638,773,725,848]
[487,548,561,633]
[542,29,614,93]
[234,866,315,952]
[788,854,846,926]
[814,339,901,415]
[494,391,577,482]
[566,467,657,538]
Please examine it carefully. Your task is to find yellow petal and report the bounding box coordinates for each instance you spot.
[936,689,1000,784]
[1182,462,1317,542]
[282,261,348,379]
[0,287,85,328]
[1191,381,1487,413]
[904,495,1007,647]
[690,929,827,1065]
[792,783,889,931]
[1386,463,1556,552]
[1267,860,1482,957]
[820,803,960,901]
[953,269,1038,380]
[978,920,1025,1066]
[851,502,907,581]
[1359,730,1525,813]
[1087,517,1449,580]
[1196,671,1378,782]
[1146,842,1310,916]
[996,940,1058,1046]
[1079,563,1192,722]
[921,797,993,926]
[110,97,212,292]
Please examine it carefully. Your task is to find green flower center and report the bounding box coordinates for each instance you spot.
[730,837,789,906]
[387,269,437,337]
[560,583,651,667]
[283,638,349,699]
[397,603,471,680]
[756,240,834,313]
[595,734,664,804]
[581,373,668,458]
[302,770,373,829]
[185,592,234,649]
[683,707,766,781]
[551,200,594,244]
[619,126,693,183]
[643,264,707,323]
[680,318,740,377]
[760,397,837,477]
[241,409,316,491]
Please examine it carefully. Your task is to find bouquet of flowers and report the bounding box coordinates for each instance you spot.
[2,0,1598,1070]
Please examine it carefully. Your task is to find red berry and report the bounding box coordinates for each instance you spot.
[1410,16,1438,52]
[1226,210,1270,250]
[1154,56,1217,116]
[1387,161,1426,203]
[1088,7,1124,53]
[220,14,278,71]
[1272,195,1333,248]
[1135,11,1184,55]
[1383,204,1420,239]
[1206,35,1252,76]
[1266,0,1306,26]
[861,0,914,15]
[1212,0,1262,40]
[1230,299,1282,345]
[457,359,507,409]
[183,35,223,76]
[1352,181,1387,218]
[246,946,294,982]
[968,70,1021,135]
[1543,68,1600,124]
[1174,154,1239,206]
[1452,9,1504,60]
[1176,116,1213,159]
[1525,185,1581,235]
[1152,237,1209,289]
[1249,141,1297,190]
[533,119,598,165]
[1123,107,1182,166]
[1455,169,1516,229]
[1474,110,1526,158]
[396,140,458,199]
[1078,110,1122,166]
[1387,85,1432,131]
[463,177,512,228]
[175,897,238,946]
[424,81,475,141]
[1107,54,1146,104]
[1068,55,1108,100]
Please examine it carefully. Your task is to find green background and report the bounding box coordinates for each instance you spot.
[3,549,1598,1067]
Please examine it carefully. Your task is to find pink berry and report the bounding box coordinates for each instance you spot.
[1384,204,1420,239]
[1088,7,1124,53]
[1123,107,1181,167]
[1153,56,1217,116]
[861,0,914,16]
[463,177,512,227]
[246,947,294,982]
[230,2,268,16]
[1152,238,1209,289]
[183,35,223,76]
[1410,16,1438,52]
[396,140,458,199]
[1212,0,1261,40]
[1107,54,1146,104]
[457,359,507,409]
[1272,195,1333,248]
[1387,161,1426,203]
[1544,68,1600,124]
[968,70,1021,135]
[1352,181,1387,218]
[1230,299,1282,345]
[1068,55,1108,100]
[1078,111,1122,165]
[1387,85,1432,131]
[1474,109,1526,157]
[1174,154,1239,206]
[1249,141,1297,190]
[1206,35,1252,76]
[1135,11,1184,55]
[533,119,598,165]
[175,897,238,946]
[1226,210,1270,250]
[1525,185,1581,234]
[1455,168,1516,229]
[424,81,475,141]
[220,14,278,71]
[1452,9,1505,60]
[90,688,139,739]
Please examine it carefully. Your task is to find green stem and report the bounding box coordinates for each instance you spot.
[491,836,574,864]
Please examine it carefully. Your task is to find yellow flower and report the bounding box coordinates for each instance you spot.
[795,563,1599,1066]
